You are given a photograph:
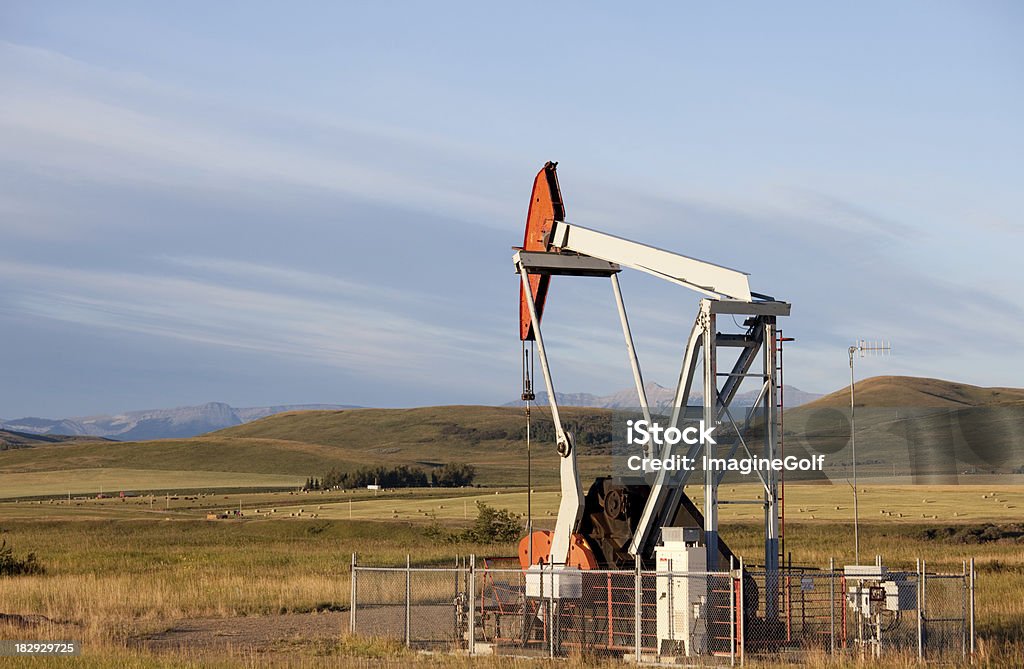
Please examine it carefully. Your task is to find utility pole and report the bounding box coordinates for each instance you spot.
[848,339,891,564]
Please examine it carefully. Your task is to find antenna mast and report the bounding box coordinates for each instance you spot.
[848,339,892,563]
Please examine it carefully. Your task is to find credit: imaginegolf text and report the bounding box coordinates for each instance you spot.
[623,419,826,475]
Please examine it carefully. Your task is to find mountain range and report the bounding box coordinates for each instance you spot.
[0,403,357,441]
[506,382,823,410]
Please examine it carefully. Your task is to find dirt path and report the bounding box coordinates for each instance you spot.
[134,611,350,654]
[133,606,455,655]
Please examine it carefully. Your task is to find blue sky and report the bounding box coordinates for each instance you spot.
[1,2,1021,417]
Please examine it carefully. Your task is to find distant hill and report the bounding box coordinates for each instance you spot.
[0,377,1019,493]
[788,376,1024,480]
[0,406,613,488]
[801,376,1024,409]
[0,403,360,441]
[0,429,110,450]
[508,382,822,409]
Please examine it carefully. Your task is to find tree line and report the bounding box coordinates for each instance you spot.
[304,462,476,490]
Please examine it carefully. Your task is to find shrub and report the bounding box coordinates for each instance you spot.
[422,502,523,545]
[0,539,44,576]
[461,502,522,543]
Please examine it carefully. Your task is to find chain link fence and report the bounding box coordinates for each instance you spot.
[350,554,974,665]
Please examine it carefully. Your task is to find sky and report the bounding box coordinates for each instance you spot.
[1,2,1022,418]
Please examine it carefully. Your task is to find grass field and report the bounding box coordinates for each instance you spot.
[277,483,1024,527]
[0,484,1020,667]
[0,388,1020,666]
[0,468,303,499]
[4,482,1020,527]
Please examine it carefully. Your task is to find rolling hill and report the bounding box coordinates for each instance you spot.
[802,376,1024,409]
[0,376,1019,497]
[0,406,614,490]
[786,376,1024,481]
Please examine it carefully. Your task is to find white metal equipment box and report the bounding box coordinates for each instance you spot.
[655,533,707,656]
[883,579,917,611]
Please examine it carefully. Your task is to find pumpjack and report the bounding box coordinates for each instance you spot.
[514,163,790,638]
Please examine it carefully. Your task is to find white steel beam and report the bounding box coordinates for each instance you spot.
[703,309,719,570]
[610,274,653,442]
[763,320,780,618]
[627,311,704,558]
[549,221,753,302]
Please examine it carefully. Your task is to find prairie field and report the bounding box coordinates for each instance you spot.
[0,485,1020,667]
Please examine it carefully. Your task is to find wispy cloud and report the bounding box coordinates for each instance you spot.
[1,32,1022,417]
[0,42,518,238]
[0,258,504,385]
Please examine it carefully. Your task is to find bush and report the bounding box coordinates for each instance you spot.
[461,502,522,543]
[0,539,44,576]
[422,502,523,545]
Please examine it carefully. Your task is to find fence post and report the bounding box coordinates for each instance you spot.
[634,554,642,663]
[730,556,736,667]
[349,553,357,634]
[962,560,968,660]
[918,559,926,660]
[829,557,835,655]
[969,557,976,661]
[468,555,476,655]
[405,554,411,648]
[739,556,745,667]
[548,562,555,658]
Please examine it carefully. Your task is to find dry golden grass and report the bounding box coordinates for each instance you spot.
[0,504,1019,666]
